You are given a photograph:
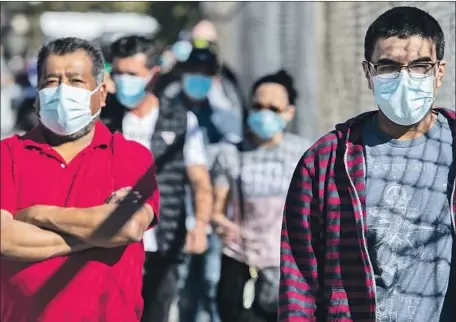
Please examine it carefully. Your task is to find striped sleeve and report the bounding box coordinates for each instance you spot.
[279,154,320,321]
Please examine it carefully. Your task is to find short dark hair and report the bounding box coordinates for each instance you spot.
[251,69,298,105]
[364,6,445,62]
[110,35,158,68]
[37,37,105,85]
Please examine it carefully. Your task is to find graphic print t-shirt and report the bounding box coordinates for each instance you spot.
[212,133,312,269]
[363,112,454,322]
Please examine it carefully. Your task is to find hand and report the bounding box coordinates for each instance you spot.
[184,222,208,255]
[213,214,240,244]
[105,187,133,204]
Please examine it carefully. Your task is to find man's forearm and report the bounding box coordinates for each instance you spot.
[23,204,153,248]
[1,212,93,262]
[191,178,213,225]
[212,185,230,223]
[187,165,213,225]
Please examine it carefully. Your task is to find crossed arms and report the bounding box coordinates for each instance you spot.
[0,197,154,262]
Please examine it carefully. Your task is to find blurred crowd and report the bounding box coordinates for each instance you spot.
[1,19,310,322]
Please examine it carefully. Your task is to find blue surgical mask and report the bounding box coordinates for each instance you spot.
[182,73,212,101]
[114,74,148,109]
[247,110,286,140]
[39,83,100,136]
[373,71,435,126]
[172,41,192,62]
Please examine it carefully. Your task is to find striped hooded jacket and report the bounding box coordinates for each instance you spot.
[279,108,455,321]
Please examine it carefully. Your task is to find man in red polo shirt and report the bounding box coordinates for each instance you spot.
[0,37,160,322]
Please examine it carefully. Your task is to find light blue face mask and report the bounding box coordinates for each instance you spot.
[39,83,100,136]
[114,74,148,109]
[247,110,286,140]
[373,71,435,126]
[172,41,192,62]
[182,73,213,101]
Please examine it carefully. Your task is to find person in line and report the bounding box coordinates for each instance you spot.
[158,38,243,322]
[100,36,158,133]
[109,35,213,322]
[212,70,312,322]
[14,62,40,134]
[0,37,160,322]
[280,6,455,322]
[191,20,247,136]
[192,20,245,115]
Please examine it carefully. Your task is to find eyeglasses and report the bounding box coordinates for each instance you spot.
[367,61,439,79]
[251,103,283,114]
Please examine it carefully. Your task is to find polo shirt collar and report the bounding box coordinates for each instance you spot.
[22,121,112,151]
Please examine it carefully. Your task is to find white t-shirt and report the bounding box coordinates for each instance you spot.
[122,107,207,251]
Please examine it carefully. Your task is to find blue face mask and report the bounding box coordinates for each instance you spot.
[247,110,286,140]
[182,73,213,101]
[39,83,100,136]
[114,74,148,109]
[373,71,435,126]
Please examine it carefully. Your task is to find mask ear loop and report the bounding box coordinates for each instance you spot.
[90,84,104,118]
[91,84,102,95]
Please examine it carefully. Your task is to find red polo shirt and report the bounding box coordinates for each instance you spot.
[0,121,160,322]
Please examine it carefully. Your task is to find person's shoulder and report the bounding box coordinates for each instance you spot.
[1,132,28,161]
[283,132,312,147]
[217,141,239,154]
[283,132,323,153]
[186,110,199,125]
[289,130,340,173]
[111,132,153,161]
[1,131,28,149]
[213,141,239,162]
[0,135,18,152]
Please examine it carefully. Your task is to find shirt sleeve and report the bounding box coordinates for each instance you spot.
[0,140,18,215]
[211,143,238,188]
[183,111,208,167]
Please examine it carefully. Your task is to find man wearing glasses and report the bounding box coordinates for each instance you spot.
[280,6,455,322]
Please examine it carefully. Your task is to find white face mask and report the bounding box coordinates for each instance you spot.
[372,71,435,126]
[39,83,101,136]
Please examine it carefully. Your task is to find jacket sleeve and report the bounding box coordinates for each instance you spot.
[279,155,321,321]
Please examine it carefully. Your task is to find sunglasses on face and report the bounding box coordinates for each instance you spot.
[251,103,284,114]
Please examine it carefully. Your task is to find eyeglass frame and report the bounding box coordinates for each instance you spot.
[250,102,292,115]
[364,60,440,79]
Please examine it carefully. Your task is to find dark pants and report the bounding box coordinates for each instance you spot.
[217,255,277,322]
[178,233,222,322]
[141,251,178,322]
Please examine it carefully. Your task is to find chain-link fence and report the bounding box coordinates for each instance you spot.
[207,2,456,141]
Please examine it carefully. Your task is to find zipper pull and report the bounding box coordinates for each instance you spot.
[249,266,258,279]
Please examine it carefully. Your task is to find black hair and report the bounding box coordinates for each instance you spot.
[251,69,298,105]
[180,39,220,76]
[110,35,158,68]
[364,6,445,61]
[37,37,105,85]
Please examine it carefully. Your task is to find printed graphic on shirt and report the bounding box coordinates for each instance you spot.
[161,131,176,145]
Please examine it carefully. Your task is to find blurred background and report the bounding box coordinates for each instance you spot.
[1,1,455,140]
